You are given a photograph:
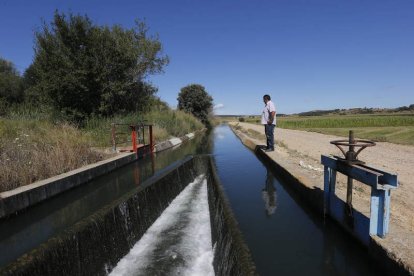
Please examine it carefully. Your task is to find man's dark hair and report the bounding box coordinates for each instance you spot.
[263,94,271,101]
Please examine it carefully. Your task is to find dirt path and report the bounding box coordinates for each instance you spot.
[233,122,414,273]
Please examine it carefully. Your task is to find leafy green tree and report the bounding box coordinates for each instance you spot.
[177,84,213,126]
[27,11,169,122]
[0,57,24,105]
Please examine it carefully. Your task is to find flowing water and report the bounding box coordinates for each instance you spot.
[212,125,382,275]
[109,175,214,276]
[1,125,383,275]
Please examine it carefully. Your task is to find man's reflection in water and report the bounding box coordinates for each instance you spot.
[262,169,277,216]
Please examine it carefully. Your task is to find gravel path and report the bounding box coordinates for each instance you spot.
[238,122,414,202]
[275,127,414,186]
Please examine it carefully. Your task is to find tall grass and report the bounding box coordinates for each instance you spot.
[0,120,105,193]
[0,109,204,192]
[84,109,204,147]
[2,102,53,121]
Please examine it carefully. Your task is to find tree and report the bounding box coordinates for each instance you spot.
[27,11,169,122]
[0,57,24,105]
[177,84,213,126]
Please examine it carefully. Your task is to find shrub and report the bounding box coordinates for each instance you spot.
[177,84,213,126]
[26,11,169,122]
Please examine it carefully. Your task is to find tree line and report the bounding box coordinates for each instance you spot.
[0,11,212,126]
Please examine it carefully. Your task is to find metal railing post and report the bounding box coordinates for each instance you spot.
[346,130,354,221]
[131,125,137,153]
[111,123,117,152]
[149,125,154,153]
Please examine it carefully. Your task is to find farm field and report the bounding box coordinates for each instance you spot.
[225,114,414,146]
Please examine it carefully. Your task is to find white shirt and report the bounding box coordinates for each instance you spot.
[261,100,276,125]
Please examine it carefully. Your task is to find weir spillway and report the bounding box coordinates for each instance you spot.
[0,126,385,275]
[109,175,214,275]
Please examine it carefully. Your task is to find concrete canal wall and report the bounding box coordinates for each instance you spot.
[1,155,256,276]
[206,157,256,276]
[0,130,204,219]
[0,152,137,220]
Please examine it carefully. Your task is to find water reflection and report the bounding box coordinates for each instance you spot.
[262,169,277,217]
[132,154,154,186]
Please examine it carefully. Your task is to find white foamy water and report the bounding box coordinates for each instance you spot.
[109,175,214,276]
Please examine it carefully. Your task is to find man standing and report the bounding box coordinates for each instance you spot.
[261,94,276,152]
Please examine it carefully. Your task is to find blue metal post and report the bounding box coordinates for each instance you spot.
[382,189,391,236]
[330,169,337,209]
[370,188,391,237]
[370,188,381,236]
[322,155,397,240]
[324,166,331,216]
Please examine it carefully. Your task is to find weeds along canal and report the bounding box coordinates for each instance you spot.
[1,125,383,275]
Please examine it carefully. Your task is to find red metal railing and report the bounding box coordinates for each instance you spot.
[111,122,154,156]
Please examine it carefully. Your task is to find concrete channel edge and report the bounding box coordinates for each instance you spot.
[0,129,206,219]
[229,125,412,276]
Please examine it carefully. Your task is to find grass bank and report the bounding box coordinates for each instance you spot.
[0,109,203,193]
[85,109,203,146]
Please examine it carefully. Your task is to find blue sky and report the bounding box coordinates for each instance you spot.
[0,0,413,114]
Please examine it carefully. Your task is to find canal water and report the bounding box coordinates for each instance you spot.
[212,125,381,275]
[1,125,382,275]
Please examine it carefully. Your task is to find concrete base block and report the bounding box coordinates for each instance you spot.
[169,137,182,146]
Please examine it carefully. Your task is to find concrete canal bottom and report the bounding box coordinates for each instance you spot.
[2,155,255,276]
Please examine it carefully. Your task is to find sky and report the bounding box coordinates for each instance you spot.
[0,0,413,115]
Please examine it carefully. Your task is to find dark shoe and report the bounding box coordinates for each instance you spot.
[264,148,274,152]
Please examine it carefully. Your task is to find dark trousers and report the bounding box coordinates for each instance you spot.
[265,124,275,149]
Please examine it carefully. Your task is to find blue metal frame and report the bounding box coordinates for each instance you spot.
[321,155,397,244]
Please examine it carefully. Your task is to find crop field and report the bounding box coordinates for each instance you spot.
[221,114,414,145]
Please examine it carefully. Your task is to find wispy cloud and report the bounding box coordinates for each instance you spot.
[213,103,224,110]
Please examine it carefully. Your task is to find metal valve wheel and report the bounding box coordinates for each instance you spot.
[330,131,376,164]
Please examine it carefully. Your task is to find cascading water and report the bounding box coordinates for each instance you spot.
[109,175,215,276]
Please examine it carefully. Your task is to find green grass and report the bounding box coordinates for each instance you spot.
[84,109,204,147]
[299,126,414,145]
[277,114,414,128]
[279,115,414,145]
[274,114,414,145]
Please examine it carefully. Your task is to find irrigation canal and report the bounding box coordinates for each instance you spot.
[0,125,383,275]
